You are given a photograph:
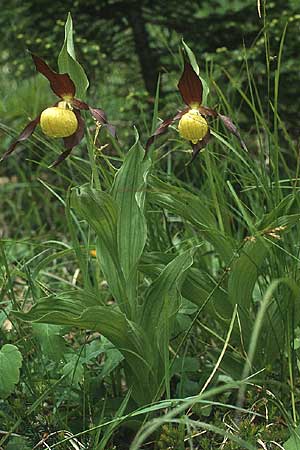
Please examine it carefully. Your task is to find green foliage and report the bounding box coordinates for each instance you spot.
[5,436,31,450]
[1,5,300,450]
[58,12,89,99]
[284,425,300,450]
[0,344,22,399]
[32,323,67,361]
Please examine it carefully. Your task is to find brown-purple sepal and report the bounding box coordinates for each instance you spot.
[89,107,116,138]
[218,114,247,151]
[146,110,186,150]
[50,148,73,168]
[72,98,89,110]
[198,106,218,118]
[63,110,85,150]
[190,129,211,163]
[178,62,203,107]
[1,115,40,162]
[89,107,108,123]
[31,53,76,99]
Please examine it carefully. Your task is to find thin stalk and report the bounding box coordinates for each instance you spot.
[273,23,288,204]
[86,126,101,190]
[287,309,297,424]
[203,148,224,233]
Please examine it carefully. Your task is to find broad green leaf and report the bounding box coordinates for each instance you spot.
[62,354,84,388]
[227,238,270,345]
[283,424,300,450]
[258,278,300,365]
[149,177,234,263]
[6,437,31,450]
[32,323,67,362]
[82,338,124,379]
[14,299,155,404]
[58,12,89,99]
[112,135,149,282]
[182,267,232,320]
[100,347,124,380]
[228,238,269,309]
[0,344,23,399]
[256,194,296,229]
[171,356,200,375]
[71,186,129,315]
[141,249,195,343]
[182,39,199,75]
[140,252,232,321]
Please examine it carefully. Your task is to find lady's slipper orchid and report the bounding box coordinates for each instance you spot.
[146,61,246,161]
[1,54,116,166]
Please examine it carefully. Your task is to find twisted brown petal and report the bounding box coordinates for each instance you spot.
[1,115,41,162]
[146,109,187,150]
[49,148,73,168]
[31,53,76,99]
[89,107,116,138]
[72,98,89,110]
[198,105,218,118]
[178,62,203,107]
[190,129,212,163]
[218,114,247,151]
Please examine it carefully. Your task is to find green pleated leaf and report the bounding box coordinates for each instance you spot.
[6,437,31,450]
[112,134,150,283]
[284,424,300,450]
[32,323,67,362]
[259,278,300,365]
[149,177,234,263]
[140,248,195,398]
[140,252,232,321]
[13,297,155,404]
[228,238,270,310]
[71,185,129,315]
[141,249,195,340]
[182,267,232,320]
[58,12,89,99]
[62,355,84,388]
[0,344,23,399]
[256,193,296,230]
[227,238,270,346]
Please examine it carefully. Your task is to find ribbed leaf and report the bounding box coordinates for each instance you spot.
[111,135,150,311]
[260,279,300,364]
[0,344,23,399]
[149,178,234,263]
[71,186,129,315]
[182,267,232,320]
[58,12,89,99]
[228,238,270,310]
[32,323,67,362]
[227,238,270,346]
[141,249,195,341]
[14,298,155,404]
[140,252,232,321]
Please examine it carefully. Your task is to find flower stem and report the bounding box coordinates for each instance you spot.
[86,126,101,190]
[203,148,225,234]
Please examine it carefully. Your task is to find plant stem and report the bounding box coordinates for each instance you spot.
[203,148,225,234]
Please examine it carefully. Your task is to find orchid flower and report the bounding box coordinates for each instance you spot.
[1,54,116,167]
[146,61,246,161]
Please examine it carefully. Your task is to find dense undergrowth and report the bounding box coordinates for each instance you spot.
[1,5,300,450]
